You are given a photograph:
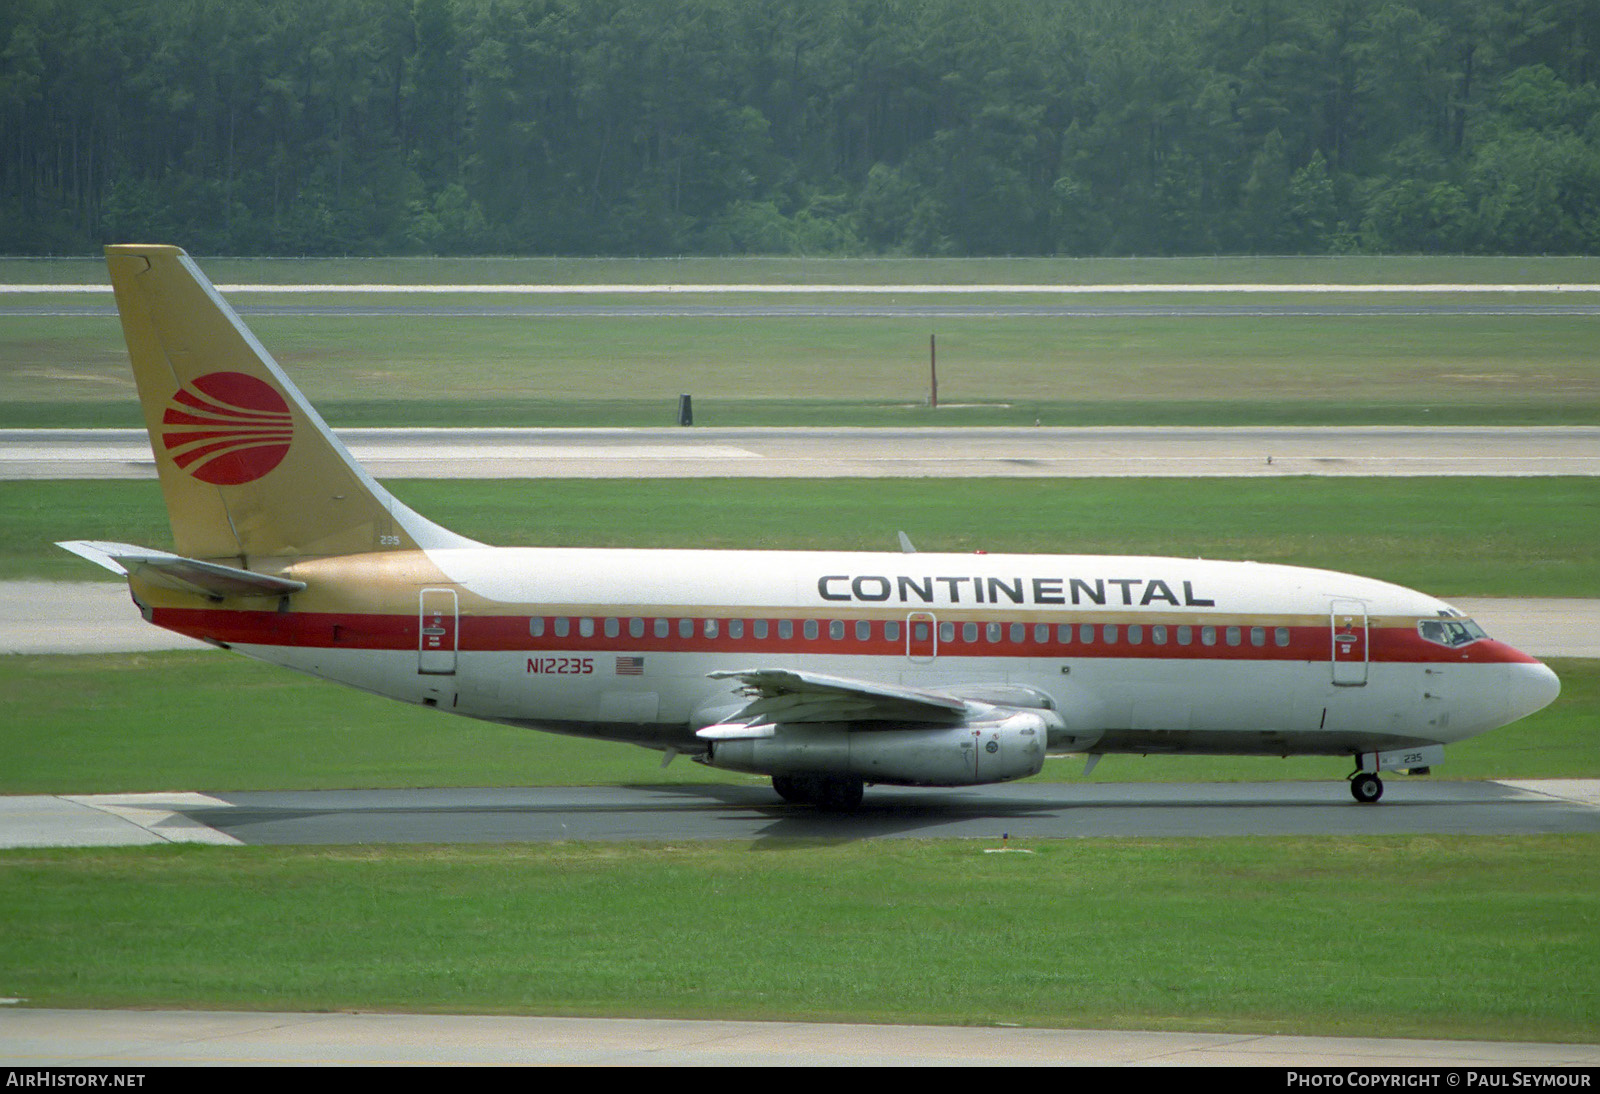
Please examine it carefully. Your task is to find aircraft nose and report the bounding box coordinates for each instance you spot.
[1506,661,1561,723]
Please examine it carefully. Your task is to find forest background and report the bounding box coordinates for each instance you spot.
[3,0,1597,257]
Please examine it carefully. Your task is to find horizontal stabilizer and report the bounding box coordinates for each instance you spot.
[56,540,306,600]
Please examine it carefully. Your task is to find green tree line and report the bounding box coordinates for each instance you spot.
[3,0,1597,255]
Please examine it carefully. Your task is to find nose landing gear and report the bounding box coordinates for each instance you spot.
[1349,770,1384,803]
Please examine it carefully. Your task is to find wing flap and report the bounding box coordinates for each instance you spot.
[706,667,969,727]
[56,540,306,599]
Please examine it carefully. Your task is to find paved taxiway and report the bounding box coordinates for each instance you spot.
[5,424,1599,478]
[4,1009,1596,1066]
[6,780,1598,850]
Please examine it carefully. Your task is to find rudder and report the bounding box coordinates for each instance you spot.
[105,245,475,564]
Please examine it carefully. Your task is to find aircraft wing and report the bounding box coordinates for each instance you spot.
[704,667,969,726]
[56,540,306,600]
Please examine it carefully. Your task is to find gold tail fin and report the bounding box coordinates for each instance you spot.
[105,245,476,563]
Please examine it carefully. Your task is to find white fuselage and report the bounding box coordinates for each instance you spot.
[146,546,1558,766]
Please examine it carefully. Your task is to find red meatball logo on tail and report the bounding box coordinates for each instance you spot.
[162,372,293,485]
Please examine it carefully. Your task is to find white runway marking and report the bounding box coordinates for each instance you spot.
[1499,779,1600,808]
[0,793,240,848]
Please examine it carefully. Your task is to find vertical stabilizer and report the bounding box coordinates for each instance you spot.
[105,245,477,563]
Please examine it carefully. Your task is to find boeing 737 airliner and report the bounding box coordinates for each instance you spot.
[60,245,1560,809]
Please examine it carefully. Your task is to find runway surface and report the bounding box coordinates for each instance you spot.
[5,424,1598,479]
[4,1008,1596,1066]
[6,779,1598,850]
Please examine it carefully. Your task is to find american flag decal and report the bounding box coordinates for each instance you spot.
[615,656,645,676]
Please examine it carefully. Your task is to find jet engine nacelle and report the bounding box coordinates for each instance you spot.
[705,711,1049,787]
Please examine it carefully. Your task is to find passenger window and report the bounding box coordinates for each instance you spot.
[678,618,693,639]
[856,620,871,641]
[530,617,545,637]
[755,620,770,640]
[1035,623,1049,644]
[654,618,668,638]
[939,622,954,642]
[629,618,644,638]
[986,622,1002,643]
[1079,624,1094,644]
[1201,626,1216,646]
[885,621,900,642]
[1102,624,1118,644]
[704,618,718,639]
[604,618,619,638]
[1010,623,1025,643]
[1177,625,1192,645]
[729,619,744,639]
[1057,624,1071,643]
[1275,627,1290,647]
[1225,626,1240,646]
[963,622,977,642]
[1151,625,1167,645]
[829,620,844,640]
[579,618,595,638]
[554,618,571,638]
[778,620,793,639]
[1127,624,1143,645]
[915,621,931,642]
[804,620,819,640]
[1250,626,1265,647]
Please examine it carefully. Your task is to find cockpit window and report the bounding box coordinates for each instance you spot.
[1418,618,1488,647]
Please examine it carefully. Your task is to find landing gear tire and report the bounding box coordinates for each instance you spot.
[772,774,864,811]
[772,775,813,804]
[1350,772,1384,803]
[814,776,865,812]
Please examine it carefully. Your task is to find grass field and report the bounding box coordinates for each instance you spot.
[10,476,1599,595]
[6,311,1596,428]
[4,255,1598,427]
[2,838,1595,1041]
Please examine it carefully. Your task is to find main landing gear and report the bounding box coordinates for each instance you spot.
[772,774,865,811]
[1348,770,1384,804]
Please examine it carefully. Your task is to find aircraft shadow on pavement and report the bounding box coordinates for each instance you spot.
[164,780,1527,846]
